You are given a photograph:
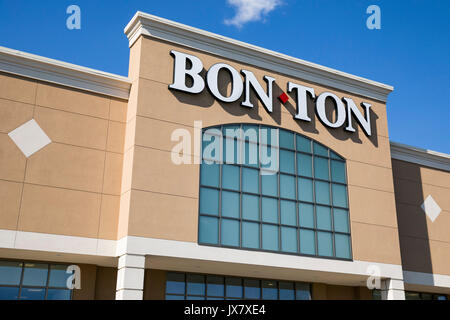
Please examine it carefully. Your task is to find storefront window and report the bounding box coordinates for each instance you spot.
[0,260,73,300]
[165,272,311,300]
[198,124,352,260]
[405,291,448,300]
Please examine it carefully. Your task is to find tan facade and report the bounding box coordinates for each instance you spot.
[393,160,450,276]
[0,12,449,300]
[120,35,401,266]
[0,73,127,241]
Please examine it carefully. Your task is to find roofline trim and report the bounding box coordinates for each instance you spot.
[390,141,450,172]
[125,11,394,102]
[0,46,131,100]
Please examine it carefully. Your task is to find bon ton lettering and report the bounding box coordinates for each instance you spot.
[169,50,373,137]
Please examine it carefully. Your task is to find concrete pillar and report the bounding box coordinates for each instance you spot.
[381,278,405,300]
[116,254,146,300]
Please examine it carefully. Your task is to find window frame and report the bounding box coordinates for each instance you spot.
[198,124,353,261]
[0,259,73,300]
[164,271,312,300]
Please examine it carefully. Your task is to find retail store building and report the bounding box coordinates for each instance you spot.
[0,12,449,300]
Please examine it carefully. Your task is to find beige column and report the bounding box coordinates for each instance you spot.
[116,254,146,300]
[381,278,405,300]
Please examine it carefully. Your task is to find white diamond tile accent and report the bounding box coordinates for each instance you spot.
[421,195,442,223]
[8,119,51,157]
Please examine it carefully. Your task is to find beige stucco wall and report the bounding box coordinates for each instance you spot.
[0,72,127,241]
[119,35,402,266]
[392,159,450,276]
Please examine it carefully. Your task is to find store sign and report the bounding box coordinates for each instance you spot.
[169,50,373,136]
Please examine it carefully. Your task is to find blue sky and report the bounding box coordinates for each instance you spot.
[0,0,449,153]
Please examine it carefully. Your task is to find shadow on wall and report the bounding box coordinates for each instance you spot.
[170,69,379,147]
[392,160,433,278]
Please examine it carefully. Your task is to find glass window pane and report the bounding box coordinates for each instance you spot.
[315,181,330,205]
[49,265,71,288]
[200,163,220,187]
[260,127,278,147]
[421,293,432,300]
[330,151,343,160]
[223,125,241,139]
[0,286,19,300]
[298,203,314,228]
[405,292,420,300]
[281,227,298,253]
[296,136,311,153]
[244,279,260,299]
[316,206,332,231]
[0,261,22,285]
[222,165,239,190]
[298,178,313,202]
[280,150,295,174]
[260,145,278,170]
[261,197,278,223]
[333,209,349,233]
[242,222,260,249]
[317,232,333,257]
[297,153,312,177]
[279,282,294,300]
[314,156,329,180]
[187,274,205,295]
[22,263,48,286]
[199,188,219,215]
[223,137,239,164]
[280,200,296,226]
[187,296,205,300]
[20,287,45,300]
[295,283,311,300]
[262,224,278,251]
[221,191,239,218]
[335,234,351,259]
[207,275,224,297]
[242,168,259,193]
[313,142,328,157]
[331,160,346,183]
[332,184,348,208]
[242,194,259,221]
[280,174,295,199]
[242,125,258,143]
[202,134,221,161]
[199,216,219,244]
[300,229,315,255]
[166,294,184,300]
[261,171,277,196]
[47,289,71,300]
[243,142,258,167]
[279,130,294,149]
[262,280,277,299]
[226,278,242,298]
[166,272,185,294]
[221,219,240,247]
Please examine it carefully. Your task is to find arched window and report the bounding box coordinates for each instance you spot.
[198,124,352,260]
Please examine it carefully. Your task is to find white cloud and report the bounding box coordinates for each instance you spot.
[224,0,281,28]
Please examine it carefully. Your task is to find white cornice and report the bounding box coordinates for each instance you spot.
[0,46,131,100]
[124,11,394,102]
[390,141,450,172]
